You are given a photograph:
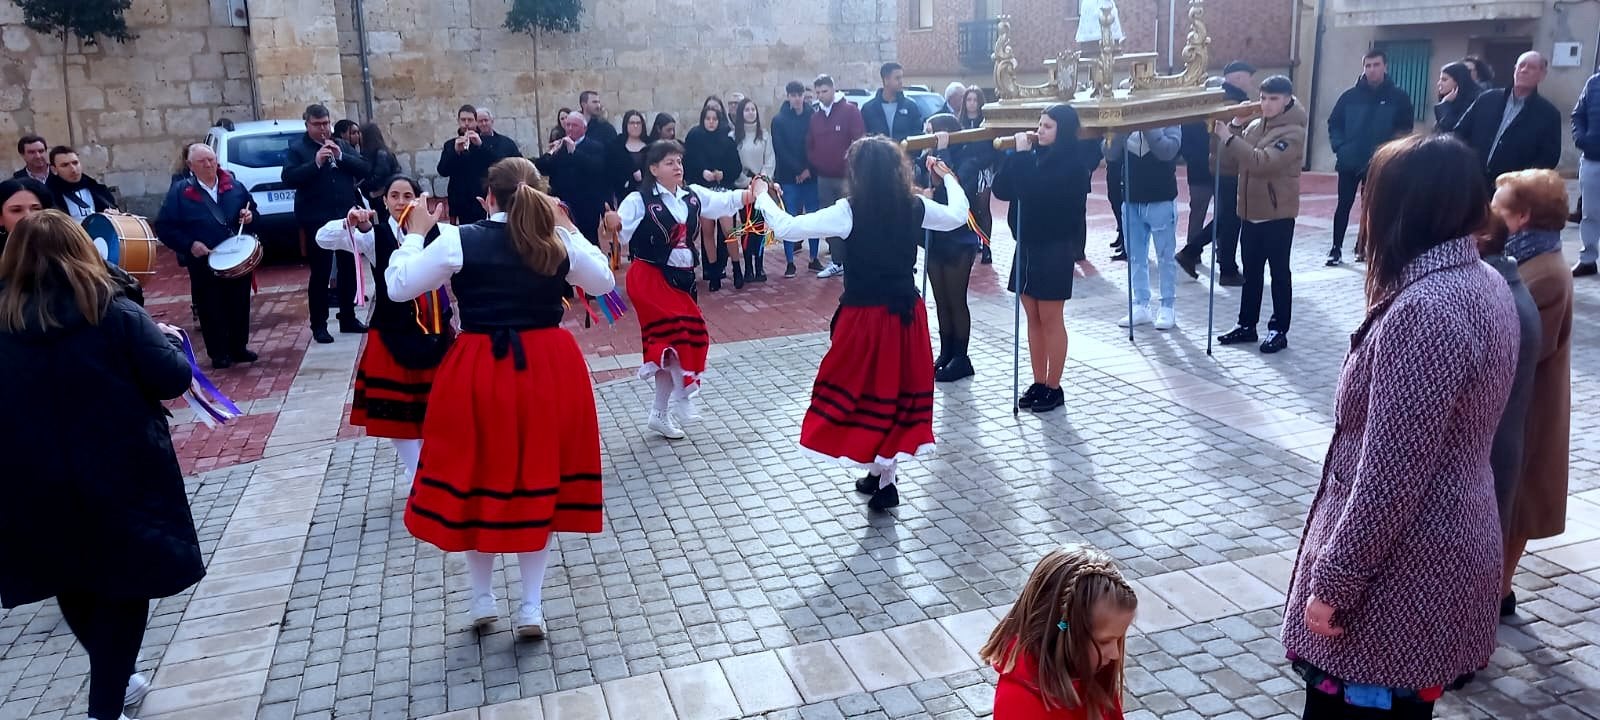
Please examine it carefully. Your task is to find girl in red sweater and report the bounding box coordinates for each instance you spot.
[981,546,1139,720]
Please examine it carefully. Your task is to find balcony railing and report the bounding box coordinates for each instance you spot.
[958,19,1000,72]
[1329,0,1541,27]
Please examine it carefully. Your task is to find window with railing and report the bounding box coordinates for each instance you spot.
[911,0,933,30]
[959,19,1001,70]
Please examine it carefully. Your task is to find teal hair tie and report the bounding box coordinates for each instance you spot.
[1057,620,1069,631]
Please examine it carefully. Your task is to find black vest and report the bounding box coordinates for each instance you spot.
[631,185,702,268]
[369,222,448,332]
[1125,150,1178,204]
[452,221,571,332]
[840,199,925,317]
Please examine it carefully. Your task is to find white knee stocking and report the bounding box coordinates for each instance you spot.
[465,551,496,601]
[874,460,898,488]
[653,371,673,414]
[517,549,552,609]
[390,439,421,480]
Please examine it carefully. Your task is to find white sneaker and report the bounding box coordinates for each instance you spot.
[514,604,546,639]
[647,410,686,440]
[124,673,150,706]
[471,593,498,629]
[1153,307,1177,330]
[817,263,843,278]
[1117,305,1154,328]
[670,397,702,425]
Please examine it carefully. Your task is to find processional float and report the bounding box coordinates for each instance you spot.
[900,0,1260,412]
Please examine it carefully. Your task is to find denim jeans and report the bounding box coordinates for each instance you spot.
[1124,200,1178,309]
[780,180,821,263]
[1579,157,1599,264]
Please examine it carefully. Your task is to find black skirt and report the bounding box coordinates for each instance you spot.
[1007,240,1076,300]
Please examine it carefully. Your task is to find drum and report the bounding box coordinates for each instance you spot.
[209,234,262,279]
[83,213,160,275]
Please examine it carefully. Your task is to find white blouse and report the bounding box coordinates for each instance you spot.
[615,183,748,268]
[755,172,969,240]
[313,216,397,268]
[385,211,616,302]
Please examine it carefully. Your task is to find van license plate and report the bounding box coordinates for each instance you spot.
[267,190,295,203]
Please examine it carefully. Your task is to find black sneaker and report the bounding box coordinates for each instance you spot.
[1030,386,1064,413]
[784,262,797,278]
[1175,251,1199,279]
[732,264,746,290]
[854,474,880,495]
[1260,331,1288,354]
[1110,250,1128,262]
[1017,382,1046,410]
[1325,248,1342,267]
[980,246,993,264]
[867,483,900,511]
[312,327,335,344]
[808,258,825,272]
[935,356,974,383]
[1500,592,1517,618]
[1218,271,1244,287]
[339,317,368,334]
[1217,326,1258,345]
[210,355,234,370]
[233,349,259,363]
[754,267,767,282]
[1110,233,1123,249]
[708,277,722,292]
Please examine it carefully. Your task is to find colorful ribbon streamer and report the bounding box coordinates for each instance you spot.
[968,212,990,247]
[348,224,368,308]
[177,329,242,428]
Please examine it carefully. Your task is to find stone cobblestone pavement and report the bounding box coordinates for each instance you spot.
[2,173,1598,720]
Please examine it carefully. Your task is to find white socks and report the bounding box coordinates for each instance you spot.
[653,370,673,414]
[873,460,899,488]
[464,548,553,609]
[391,439,421,480]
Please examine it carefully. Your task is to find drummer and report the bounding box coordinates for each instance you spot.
[154,144,258,369]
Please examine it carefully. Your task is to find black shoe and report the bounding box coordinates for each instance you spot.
[808,258,825,272]
[312,328,335,344]
[1016,382,1046,410]
[1110,251,1128,262]
[1030,386,1064,413]
[1355,251,1366,263]
[1573,262,1599,278]
[1259,331,1288,354]
[1325,248,1342,267]
[211,356,233,370]
[1218,326,1258,345]
[339,317,367,334]
[754,267,767,282]
[1110,233,1123,249]
[867,483,900,511]
[934,349,952,372]
[980,246,993,264]
[732,264,746,290]
[1218,271,1244,287]
[1175,251,1199,279]
[1500,592,1517,618]
[233,349,259,363]
[784,262,797,278]
[935,356,975,383]
[708,277,722,292]
[855,474,880,495]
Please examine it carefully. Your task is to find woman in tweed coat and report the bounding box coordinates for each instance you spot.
[1283,135,1519,718]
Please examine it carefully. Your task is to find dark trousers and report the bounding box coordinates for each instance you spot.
[57,593,149,720]
[1179,175,1241,274]
[187,263,253,361]
[929,247,977,359]
[1238,218,1294,332]
[305,224,357,329]
[1301,683,1434,719]
[1332,169,1365,252]
[1107,161,1125,241]
[1186,180,1214,242]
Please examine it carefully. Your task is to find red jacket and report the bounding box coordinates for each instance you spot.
[994,645,1123,720]
[806,100,865,179]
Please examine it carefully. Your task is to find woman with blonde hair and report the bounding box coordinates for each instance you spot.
[0,211,203,720]
[386,157,615,638]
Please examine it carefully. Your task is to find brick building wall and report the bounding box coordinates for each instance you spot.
[898,0,1294,85]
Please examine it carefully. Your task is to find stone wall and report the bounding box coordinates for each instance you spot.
[0,0,254,212]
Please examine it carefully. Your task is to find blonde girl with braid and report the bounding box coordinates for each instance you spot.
[980,546,1138,720]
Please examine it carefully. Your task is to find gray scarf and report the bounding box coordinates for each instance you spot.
[1505,229,1562,265]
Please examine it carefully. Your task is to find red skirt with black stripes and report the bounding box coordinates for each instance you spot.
[802,304,936,465]
[627,261,709,394]
[403,328,603,553]
[351,331,436,440]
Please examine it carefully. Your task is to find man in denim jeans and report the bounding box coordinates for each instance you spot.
[772,80,820,277]
[1112,126,1183,330]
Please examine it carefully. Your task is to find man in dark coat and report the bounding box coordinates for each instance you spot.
[1176,61,1254,285]
[436,104,492,225]
[1325,49,1414,265]
[474,108,523,164]
[580,90,619,148]
[772,80,821,275]
[282,103,371,344]
[861,62,924,142]
[155,143,259,368]
[13,134,49,182]
[1454,51,1563,184]
[537,112,611,244]
[1575,68,1600,277]
[45,146,118,222]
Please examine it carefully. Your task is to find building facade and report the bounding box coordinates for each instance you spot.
[1,0,895,212]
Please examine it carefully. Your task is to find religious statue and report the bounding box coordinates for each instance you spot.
[1076,0,1126,44]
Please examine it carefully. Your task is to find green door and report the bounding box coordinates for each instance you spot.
[1375,40,1433,122]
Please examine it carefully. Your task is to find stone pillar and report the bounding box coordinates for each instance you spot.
[247,0,347,119]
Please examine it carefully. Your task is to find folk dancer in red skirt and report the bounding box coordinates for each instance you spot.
[602,140,757,440]
[387,157,614,637]
[754,136,970,510]
[314,175,453,480]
